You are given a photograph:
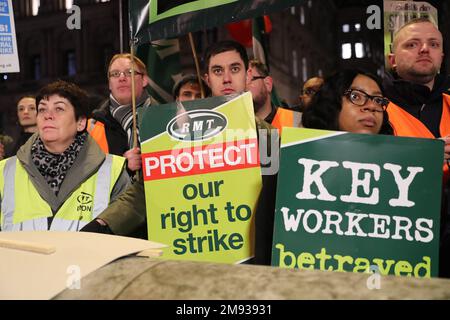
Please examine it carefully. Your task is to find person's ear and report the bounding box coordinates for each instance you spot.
[246,69,252,82]
[141,74,150,88]
[264,76,273,92]
[77,117,87,132]
[204,73,210,87]
[388,53,396,69]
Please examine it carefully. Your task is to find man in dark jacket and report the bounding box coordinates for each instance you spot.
[87,53,158,172]
[385,17,450,277]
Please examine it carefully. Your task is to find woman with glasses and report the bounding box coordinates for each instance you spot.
[302,69,393,135]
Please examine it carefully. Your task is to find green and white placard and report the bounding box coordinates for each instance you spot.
[272,127,443,277]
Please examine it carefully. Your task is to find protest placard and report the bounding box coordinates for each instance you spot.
[272,127,443,277]
[140,92,262,263]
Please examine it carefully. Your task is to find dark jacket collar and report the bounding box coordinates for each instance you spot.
[383,73,449,110]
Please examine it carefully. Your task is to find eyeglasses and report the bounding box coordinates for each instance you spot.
[109,69,143,78]
[344,89,389,113]
[250,76,266,82]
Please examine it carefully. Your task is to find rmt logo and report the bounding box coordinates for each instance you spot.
[76,192,93,214]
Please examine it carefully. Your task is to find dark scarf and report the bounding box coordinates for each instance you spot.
[31,132,87,195]
[109,91,151,148]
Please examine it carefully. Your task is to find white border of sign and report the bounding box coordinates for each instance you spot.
[0,0,20,73]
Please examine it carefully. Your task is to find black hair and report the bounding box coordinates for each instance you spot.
[16,94,36,105]
[172,74,211,99]
[36,80,89,121]
[202,40,249,73]
[302,69,393,135]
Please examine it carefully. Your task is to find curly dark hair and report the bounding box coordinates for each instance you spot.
[302,69,393,135]
[36,80,89,121]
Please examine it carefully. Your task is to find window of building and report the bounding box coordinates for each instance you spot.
[292,50,298,78]
[32,0,40,16]
[291,7,295,15]
[66,51,76,76]
[32,55,41,80]
[342,24,350,33]
[355,23,361,32]
[366,43,372,58]
[65,0,73,9]
[355,43,364,58]
[103,46,113,72]
[341,43,352,59]
[302,57,308,82]
[300,7,305,25]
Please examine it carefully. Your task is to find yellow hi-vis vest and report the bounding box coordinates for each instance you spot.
[0,154,125,231]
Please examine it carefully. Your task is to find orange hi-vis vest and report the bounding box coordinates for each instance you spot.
[87,119,109,154]
[271,107,302,135]
[387,93,450,181]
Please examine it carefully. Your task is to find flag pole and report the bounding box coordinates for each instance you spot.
[130,40,141,181]
[188,32,205,98]
[130,41,138,149]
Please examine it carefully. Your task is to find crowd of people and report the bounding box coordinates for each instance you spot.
[1,18,449,276]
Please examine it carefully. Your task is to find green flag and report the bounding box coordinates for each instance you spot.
[136,39,182,104]
[129,0,303,43]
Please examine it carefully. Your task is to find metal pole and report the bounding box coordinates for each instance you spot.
[119,0,124,53]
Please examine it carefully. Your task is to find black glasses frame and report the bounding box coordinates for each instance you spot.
[250,76,266,82]
[344,88,389,111]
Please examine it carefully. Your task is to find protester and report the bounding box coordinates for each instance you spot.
[87,53,158,172]
[247,59,302,134]
[6,95,38,157]
[385,17,450,277]
[0,80,130,231]
[299,76,324,111]
[83,41,278,265]
[173,74,210,101]
[386,18,449,163]
[302,69,392,135]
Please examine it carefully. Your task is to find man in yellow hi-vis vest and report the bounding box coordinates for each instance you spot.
[0,80,130,232]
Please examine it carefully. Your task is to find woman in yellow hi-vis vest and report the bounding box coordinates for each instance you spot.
[0,80,130,232]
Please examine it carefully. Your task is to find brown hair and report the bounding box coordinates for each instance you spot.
[108,53,148,76]
[249,59,269,77]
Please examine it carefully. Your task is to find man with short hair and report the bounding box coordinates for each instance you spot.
[87,53,158,172]
[385,18,450,277]
[202,41,278,265]
[173,74,209,102]
[247,59,302,134]
[386,18,448,142]
[203,40,249,97]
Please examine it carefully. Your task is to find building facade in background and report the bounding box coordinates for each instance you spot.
[1,0,448,137]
